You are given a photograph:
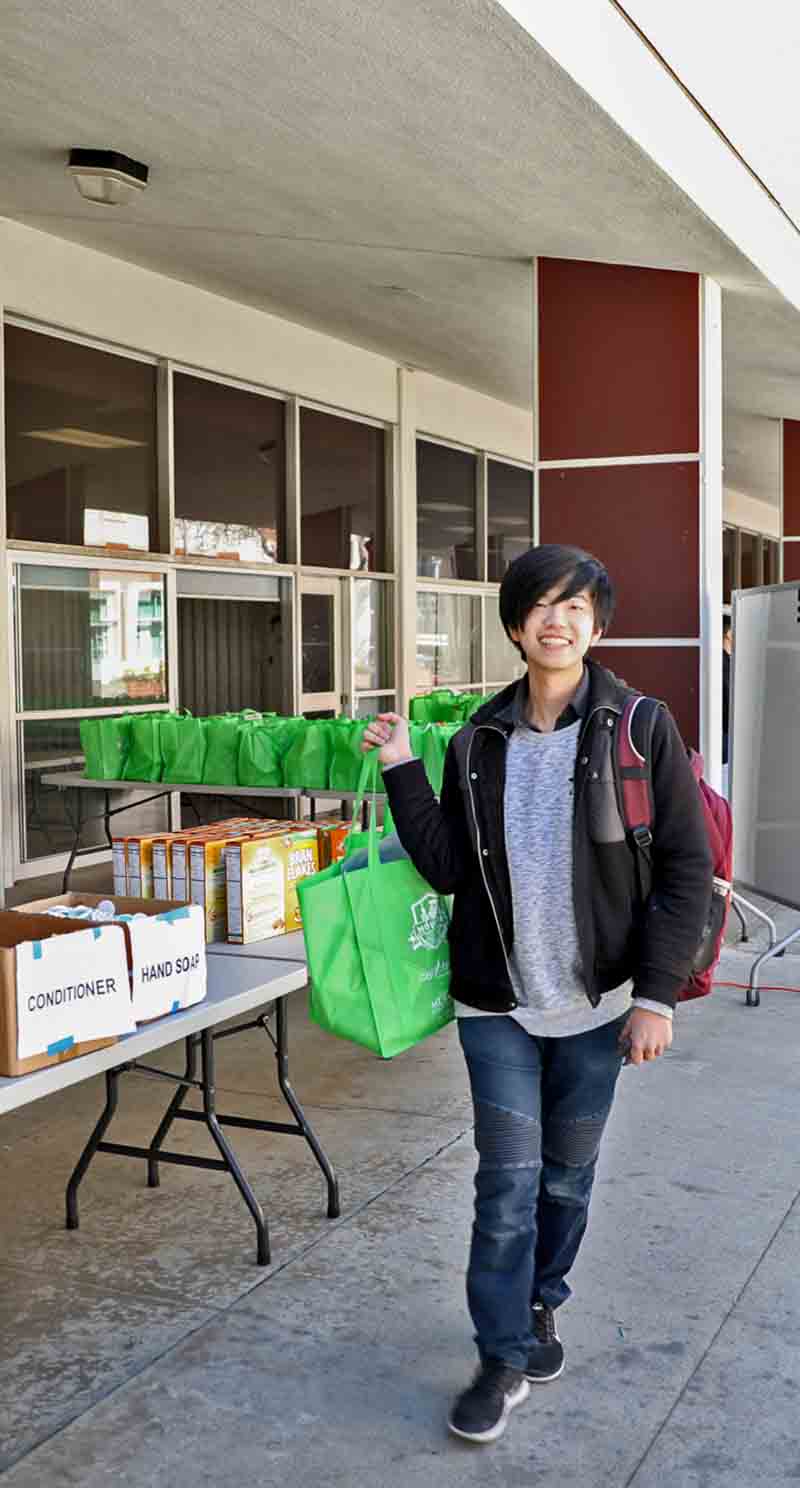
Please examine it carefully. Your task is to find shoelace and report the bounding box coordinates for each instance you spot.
[532,1304,556,1345]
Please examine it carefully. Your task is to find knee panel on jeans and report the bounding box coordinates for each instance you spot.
[473,1098,541,1170]
[542,1109,609,1171]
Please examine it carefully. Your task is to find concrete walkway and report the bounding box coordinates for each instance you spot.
[1,933,800,1486]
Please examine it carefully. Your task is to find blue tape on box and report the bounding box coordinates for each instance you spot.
[171,999,180,1014]
[47,1035,75,1056]
[157,908,191,923]
[32,942,42,961]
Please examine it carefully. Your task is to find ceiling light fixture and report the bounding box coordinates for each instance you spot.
[23,428,147,450]
[66,149,149,206]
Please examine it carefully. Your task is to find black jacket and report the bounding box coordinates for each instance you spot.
[383,659,713,1015]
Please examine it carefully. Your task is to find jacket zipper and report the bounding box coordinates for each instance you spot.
[574,701,623,1006]
[466,726,516,998]
[574,702,621,800]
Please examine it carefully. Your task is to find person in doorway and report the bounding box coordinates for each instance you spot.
[721,615,733,797]
[363,544,712,1445]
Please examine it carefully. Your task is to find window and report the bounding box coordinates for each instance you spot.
[300,408,387,571]
[485,598,523,685]
[723,526,779,597]
[19,717,168,864]
[173,372,285,563]
[417,440,478,580]
[416,592,479,689]
[17,565,168,711]
[763,539,781,586]
[488,460,533,580]
[4,324,159,551]
[353,580,394,693]
[740,531,761,589]
[722,526,736,605]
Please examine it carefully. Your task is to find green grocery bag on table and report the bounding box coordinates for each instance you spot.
[410,692,455,724]
[237,720,283,788]
[299,755,454,1058]
[420,722,460,795]
[122,714,171,781]
[202,712,258,786]
[328,719,364,792]
[262,716,306,785]
[284,719,332,790]
[80,715,133,780]
[161,713,207,785]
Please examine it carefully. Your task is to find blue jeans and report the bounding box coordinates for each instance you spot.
[458,1013,626,1371]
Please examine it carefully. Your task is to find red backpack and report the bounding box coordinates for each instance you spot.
[614,696,733,1001]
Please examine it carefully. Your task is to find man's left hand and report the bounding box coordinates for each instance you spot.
[618,1008,673,1066]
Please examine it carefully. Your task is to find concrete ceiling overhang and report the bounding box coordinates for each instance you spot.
[2,0,800,502]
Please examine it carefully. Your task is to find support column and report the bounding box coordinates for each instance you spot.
[396,367,418,716]
[535,257,722,762]
[781,420,800,581]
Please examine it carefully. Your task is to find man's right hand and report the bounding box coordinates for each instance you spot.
[362,713,414,769]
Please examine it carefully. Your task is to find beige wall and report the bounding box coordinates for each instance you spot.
[722,486,780,538]
[415,371,532,464]
[0,217,531,460]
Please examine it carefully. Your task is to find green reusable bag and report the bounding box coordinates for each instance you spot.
[160,714,207,785]
[459,692,485,721]
[328,719,363,792]
[122,714,169,781]
[300,755,454,1058]
[80,715,133,780]
[262,716,306,784]
[237,721,283,788]
[283,720,332,790]
[420,722,460,795]
[409,695,432,724]
[201,714,256,786]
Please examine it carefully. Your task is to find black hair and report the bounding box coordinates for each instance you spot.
[499,544,615,654]
[722,615,732,636]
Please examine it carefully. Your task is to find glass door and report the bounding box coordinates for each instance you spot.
[300,576,342,717]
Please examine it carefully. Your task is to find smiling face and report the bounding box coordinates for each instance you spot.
[509,580,604,675]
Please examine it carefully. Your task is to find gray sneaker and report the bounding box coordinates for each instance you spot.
[524,1302,565,1383]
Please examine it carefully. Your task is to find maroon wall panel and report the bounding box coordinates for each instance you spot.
[783,543,800,582]
[538,259,700,462]
[783,421,800,537]
[593,645,699,747]
[539,462,699,637]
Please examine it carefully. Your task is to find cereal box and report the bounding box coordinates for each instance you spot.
[225,827,319,943]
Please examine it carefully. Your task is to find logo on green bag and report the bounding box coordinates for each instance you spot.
[409,893,449,953]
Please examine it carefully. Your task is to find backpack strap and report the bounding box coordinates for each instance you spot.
[615,695,663,900]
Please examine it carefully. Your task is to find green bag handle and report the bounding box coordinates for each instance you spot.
[352,749,381,827]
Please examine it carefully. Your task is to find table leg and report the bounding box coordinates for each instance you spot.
[147,1035,199,1187]
[200,1028,270,1265]
[65,1067,120,1229]
[62,788,84,893]
[272,999,341,1219]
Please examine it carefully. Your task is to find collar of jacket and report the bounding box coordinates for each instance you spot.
[470,655,633,734]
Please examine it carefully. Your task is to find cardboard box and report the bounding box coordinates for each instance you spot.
[189,837,233,943]
[152,834,181,899]
[0,910,134,1077]
[225,827,319,943]
[14,893,207,1024]
[168,820,269,904]
[112,838,128,896]
[126,835,159,897]
[315,816,351,867]
[186,822,282,941]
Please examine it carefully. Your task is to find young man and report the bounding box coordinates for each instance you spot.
[363,544,712,1445]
